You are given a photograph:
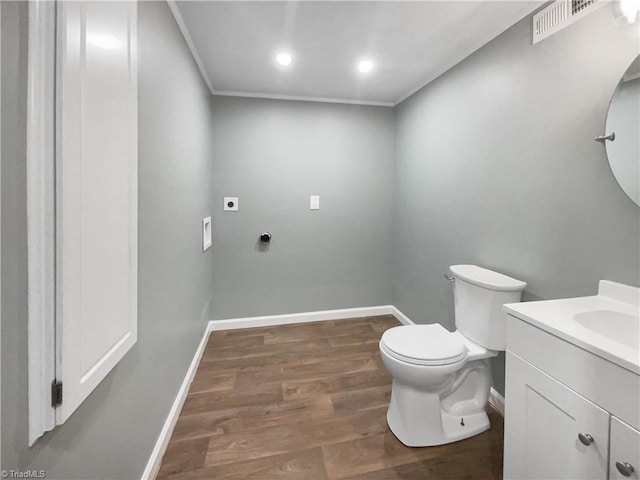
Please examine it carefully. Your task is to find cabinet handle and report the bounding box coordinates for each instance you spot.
[616,462,635,477]
[578,433,594,446]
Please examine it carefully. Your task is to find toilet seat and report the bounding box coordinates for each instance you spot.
[380,324,467,366]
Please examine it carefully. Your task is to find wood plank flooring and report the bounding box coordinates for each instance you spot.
[156,315,504,479]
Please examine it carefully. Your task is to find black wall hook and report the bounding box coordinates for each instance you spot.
[260,232,272,243]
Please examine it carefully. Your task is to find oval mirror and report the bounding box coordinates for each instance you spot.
[604,55,640,206]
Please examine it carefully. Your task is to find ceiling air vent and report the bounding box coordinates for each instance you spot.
[533,0,606,44]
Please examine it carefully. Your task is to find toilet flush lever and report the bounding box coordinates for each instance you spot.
[443,274,455,282]
[595,132,615,143]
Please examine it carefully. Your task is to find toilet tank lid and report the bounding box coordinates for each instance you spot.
[450,265,527,292]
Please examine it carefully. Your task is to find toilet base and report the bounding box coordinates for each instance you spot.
[387,403,490,447]
[384,360,493,447]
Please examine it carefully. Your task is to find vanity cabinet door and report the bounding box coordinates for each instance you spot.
[610,417,640,479]
[504,352,610,480]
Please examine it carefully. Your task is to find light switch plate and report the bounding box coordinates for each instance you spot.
[202,217,212,251]
[224,197,239,211]
[310,195,320,210]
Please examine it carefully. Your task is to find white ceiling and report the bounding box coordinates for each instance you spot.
[171,1,544,106]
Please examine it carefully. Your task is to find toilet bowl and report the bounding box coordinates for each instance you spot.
[380,324,496,446]
[380,265,526,447]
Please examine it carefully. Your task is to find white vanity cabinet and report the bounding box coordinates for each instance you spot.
[503,281,640,480]
[610,417,640,480]
[505,352,610,479]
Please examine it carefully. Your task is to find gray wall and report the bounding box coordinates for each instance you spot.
[2,1,639,477]
[1,2,214,478]
[392,4,640,395]
[209,96,394,319]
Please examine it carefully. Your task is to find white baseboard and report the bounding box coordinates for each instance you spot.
[488,387,505,416]
[389,306,415,326]
[140,327,210,480]
[207,305,395,332]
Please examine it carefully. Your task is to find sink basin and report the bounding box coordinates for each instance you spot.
[574,310,640,350]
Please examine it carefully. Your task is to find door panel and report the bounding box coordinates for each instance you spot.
[505,352,609,480]
[56,0,137,424]
[610,417,640,480]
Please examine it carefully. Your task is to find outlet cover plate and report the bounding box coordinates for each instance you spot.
[224,197,239,211]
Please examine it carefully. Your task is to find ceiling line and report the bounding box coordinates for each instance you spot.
[167,1,541,109]
[167,0,217,95]
[166,0,442,108]
[213,90,395,108]
[167,0,397,107]
[393,59,463,107]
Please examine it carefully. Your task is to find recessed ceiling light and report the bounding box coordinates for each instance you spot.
[276,52,293,66]
[358,60,374,73]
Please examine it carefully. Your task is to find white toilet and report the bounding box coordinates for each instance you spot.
[380,264,526,447]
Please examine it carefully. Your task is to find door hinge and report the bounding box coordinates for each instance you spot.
[51,380,63,407]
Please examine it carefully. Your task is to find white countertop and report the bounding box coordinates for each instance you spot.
[504,281,640,375]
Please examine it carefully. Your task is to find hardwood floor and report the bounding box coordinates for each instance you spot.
[156,315,504,479]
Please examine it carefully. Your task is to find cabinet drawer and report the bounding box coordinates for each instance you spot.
[610,417,640,480]
[505,352,610,480]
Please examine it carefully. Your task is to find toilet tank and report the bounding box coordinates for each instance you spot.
[450,265,527,351]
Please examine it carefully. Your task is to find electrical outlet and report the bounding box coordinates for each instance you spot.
[310,195,320,210]
[224,197,239,211]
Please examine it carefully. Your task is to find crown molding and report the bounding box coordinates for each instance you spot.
[213,90,394,108]
[166,0,216,95]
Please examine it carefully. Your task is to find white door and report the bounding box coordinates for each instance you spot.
[504,352,610,480]
[55,0,138,424]
[610,417,640,480]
